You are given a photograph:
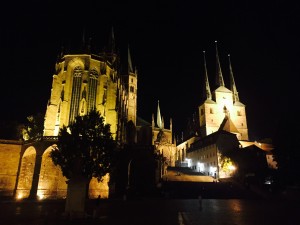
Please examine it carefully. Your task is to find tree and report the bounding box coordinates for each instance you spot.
[50,109,117,217]
[22,112,44,141]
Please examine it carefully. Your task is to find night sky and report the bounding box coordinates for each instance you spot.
[1,1,299,142]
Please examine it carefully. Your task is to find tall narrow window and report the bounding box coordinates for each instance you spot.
[69,66,82,123]
[130,86,134,92]
[87,69,98,112]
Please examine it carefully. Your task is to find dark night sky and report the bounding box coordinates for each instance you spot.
[1,1,299,142]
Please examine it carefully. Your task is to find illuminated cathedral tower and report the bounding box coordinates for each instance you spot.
[198,41,248,141]
[43,29,138,144]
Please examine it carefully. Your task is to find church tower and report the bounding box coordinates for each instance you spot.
[126,46,138,126]
[198,41,248,141]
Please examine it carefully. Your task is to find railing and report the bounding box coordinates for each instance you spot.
[42,136,58,141]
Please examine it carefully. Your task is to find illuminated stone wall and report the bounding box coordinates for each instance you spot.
[0,140,110,199]
[37,147,67,199]
[16,146,36,199]
[0,140,22,196]
[89,174,110,199]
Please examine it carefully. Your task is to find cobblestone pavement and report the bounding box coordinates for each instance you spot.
[0,198,299,225]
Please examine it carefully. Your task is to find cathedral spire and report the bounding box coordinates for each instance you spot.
[215,41,225,87]
[228,54,240,102]
[203,51,212,100]
[128,45,133,73]
[108,26,116,54]
[157,100,162,129]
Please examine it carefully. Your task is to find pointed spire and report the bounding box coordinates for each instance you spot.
[215,41,225,87]
[108,26,116,54]
[128,45,133,73]
[173,133,176,145]
[157,100,162,129]
[152,113,155,128]
[228,54,240,102]
[203,51,212,100]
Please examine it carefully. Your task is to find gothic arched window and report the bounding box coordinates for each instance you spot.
[88,69,98,112]
[69,66,83,123]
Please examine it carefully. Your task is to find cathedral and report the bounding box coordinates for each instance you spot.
[0,32,276,199]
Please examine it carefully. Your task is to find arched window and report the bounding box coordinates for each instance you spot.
[69,66,82,123]
[88,69,98,112]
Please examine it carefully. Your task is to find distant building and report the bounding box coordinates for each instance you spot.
[177,42,276,179]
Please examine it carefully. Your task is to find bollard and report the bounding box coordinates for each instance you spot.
[198,195,202,210]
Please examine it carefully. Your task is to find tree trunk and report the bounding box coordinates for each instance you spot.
[65,176,88,219]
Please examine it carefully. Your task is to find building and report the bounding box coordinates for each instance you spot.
[0,36,276,199]
[0,29,141,199]
[177,42,276,179]
[0,29,177,199]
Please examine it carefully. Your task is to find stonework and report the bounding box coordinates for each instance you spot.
[0,141,22,196]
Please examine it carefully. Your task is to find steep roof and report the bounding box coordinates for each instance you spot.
[219,116,239,134]
[187,130,239,152]
[136,116,151,127]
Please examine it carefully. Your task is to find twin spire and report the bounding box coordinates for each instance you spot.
[203,41,240,103]
[228,54,239,102]
[203,51,212,100]
[215,41,225,87]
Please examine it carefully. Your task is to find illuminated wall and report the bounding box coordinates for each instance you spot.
[44,56,117,138]
[186,130,240,178]
[89,174,110,199]
[0,140,22,196]
[16,146,36,199]
[37,147,67,199]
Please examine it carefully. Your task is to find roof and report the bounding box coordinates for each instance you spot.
[233,101,245,107]
[219,116,239,134]
[136,116,151,127]
[188,130,238,152]
[239,140,274,152]
[214,86,232,93]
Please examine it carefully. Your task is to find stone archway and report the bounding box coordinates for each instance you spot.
[37,146,67,199]
[16,146,36,199]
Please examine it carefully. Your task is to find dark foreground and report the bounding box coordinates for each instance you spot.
[1,197,299,225]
